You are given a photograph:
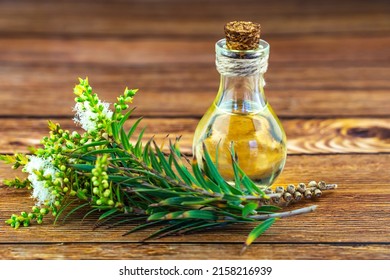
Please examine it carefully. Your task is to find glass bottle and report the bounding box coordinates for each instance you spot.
[192,38,287,188]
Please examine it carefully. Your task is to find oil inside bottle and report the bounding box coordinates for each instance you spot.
[193,99,287,188]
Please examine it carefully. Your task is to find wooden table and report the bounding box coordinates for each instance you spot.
[0,0,389,260]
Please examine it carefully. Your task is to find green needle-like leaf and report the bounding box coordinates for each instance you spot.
[149,148,163,173]
[71,140,109,154]
[111,122,120,141]
[127,117,143,139]
[147,211,169,221]
[134,127,146,158]
[202,143,232,194]
[153,141,177,179]
[120,128,132,152]
[54,198,79,225]
[144,220,202,241]
[242,218,277,253]
[98,208,119,220]
[257,205,281,213]
[242,202,258,217]
[179,221,230,235]
[179,210,217,220]
[192,160,221,193]
[71,164,95,172]
[62,202,90,223]
[122,220,164,236]
[118,107,135,129]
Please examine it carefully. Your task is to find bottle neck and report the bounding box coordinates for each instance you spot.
[214,38,270,114]
[215,73,267,114]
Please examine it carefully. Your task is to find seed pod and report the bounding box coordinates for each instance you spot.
[294,192,302,201]
[314,189,322,198]
[275,186,284,193]
[308,181,317,188]
[283,192,292,202]
[264,188,272,194]
[297,183,306,193]
[272,196,280,204]
[304,190,312,199]
[287,184,295,194]
[318,181,326,189]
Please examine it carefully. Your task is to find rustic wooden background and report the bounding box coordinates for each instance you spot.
[0,0,389,259]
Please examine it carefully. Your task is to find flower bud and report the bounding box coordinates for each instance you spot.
[103,189,111,198]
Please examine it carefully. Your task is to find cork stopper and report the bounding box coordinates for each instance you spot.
[224,21,261,50]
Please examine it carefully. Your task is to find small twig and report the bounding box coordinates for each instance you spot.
[248,205,317,220]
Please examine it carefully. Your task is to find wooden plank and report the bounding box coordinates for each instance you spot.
[0,243,389,260]
[2,88,389,118]
[0,0,389,37]
[1,154,389,243]
[0,36,389,66]
[0,118,389,155]
[2,65,389,94]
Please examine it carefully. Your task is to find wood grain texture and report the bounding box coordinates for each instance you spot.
[1,155,389,244]
[1,243,389,260]
[1,0,389,37]
[1,36,389,66]
[1,63,389,117]
[0,0,389,260]
[0,118,389,155]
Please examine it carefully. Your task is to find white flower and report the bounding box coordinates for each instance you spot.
[24,156,57,206]
[73,101,113,132]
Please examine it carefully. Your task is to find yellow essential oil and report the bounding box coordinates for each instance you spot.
[193,100,286,187]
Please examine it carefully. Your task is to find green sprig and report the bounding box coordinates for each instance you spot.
[1,78,336,253]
